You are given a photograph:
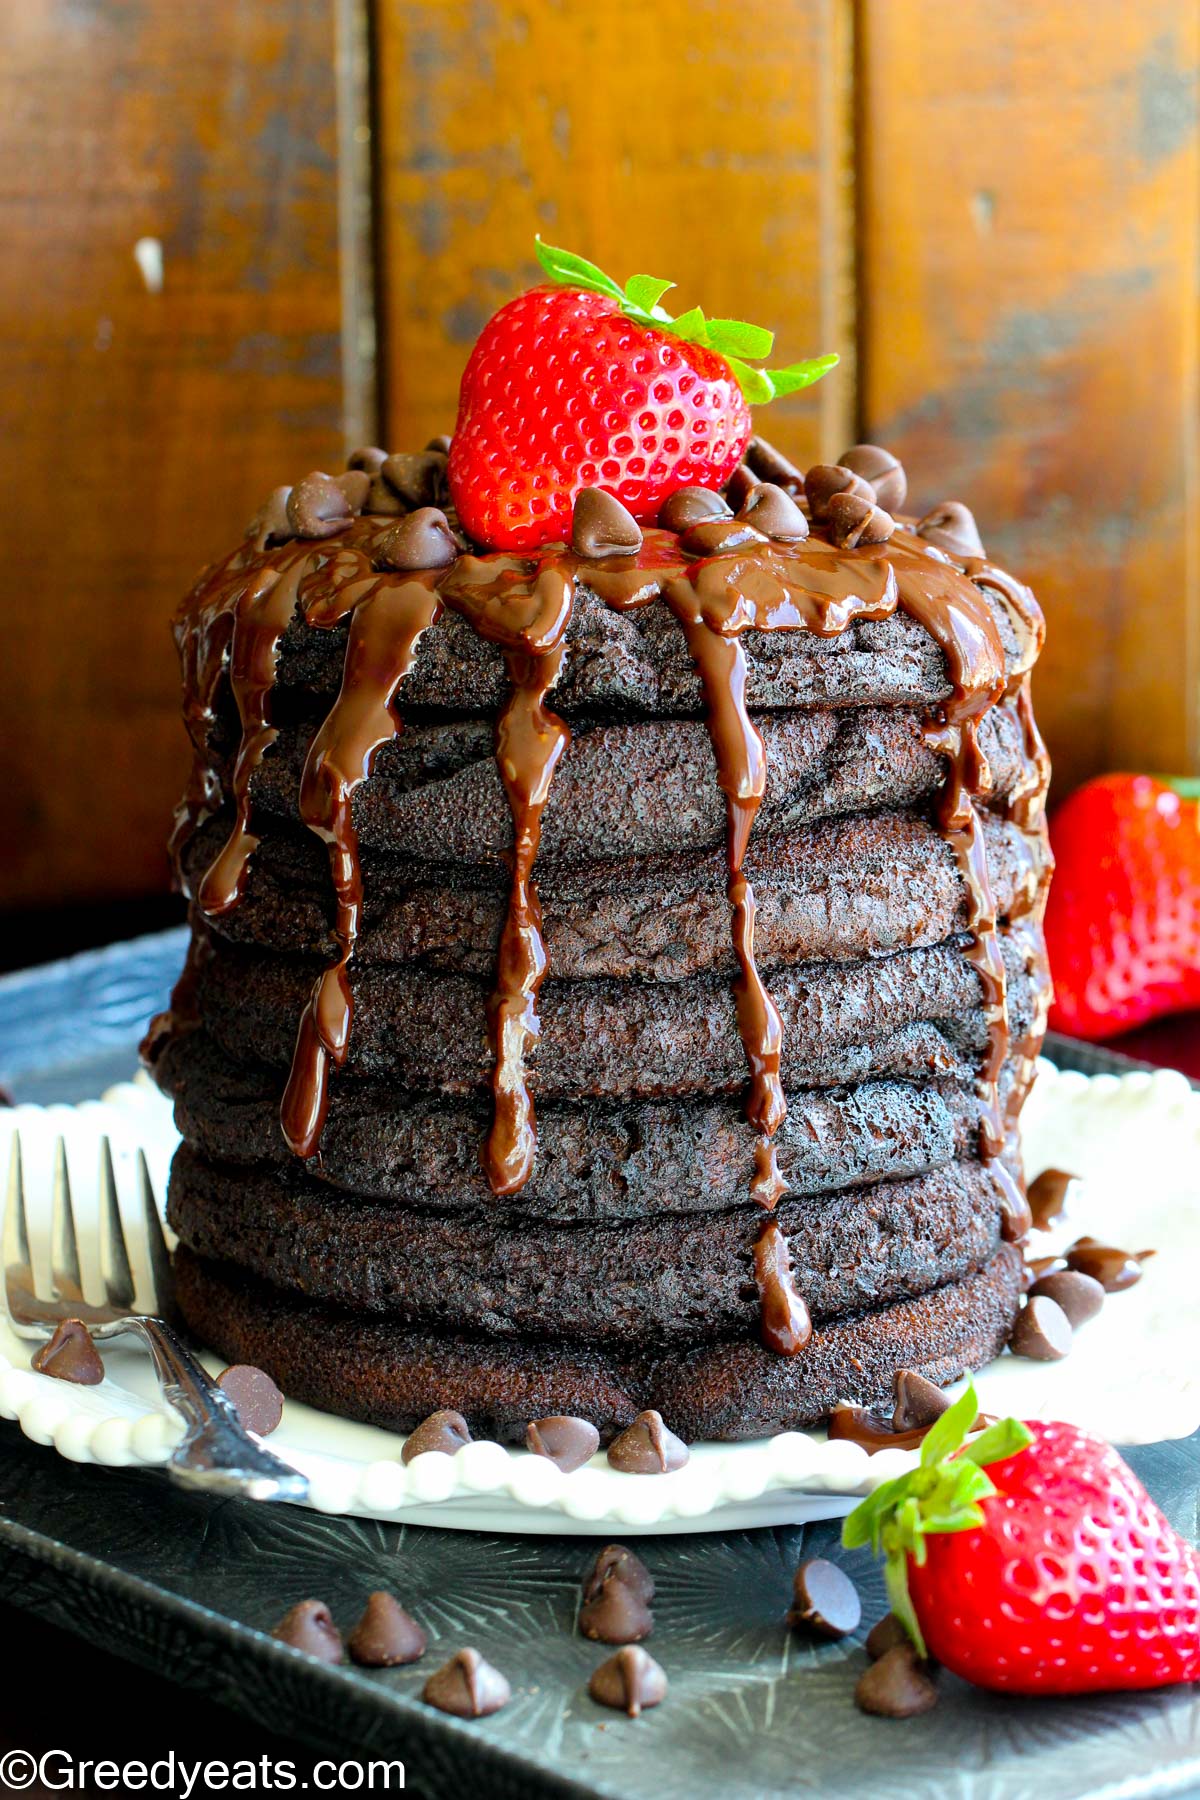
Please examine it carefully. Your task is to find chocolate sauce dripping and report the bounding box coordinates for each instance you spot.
[753,1218,812,1354]
[280,557,443,1158]
[438,553,575,1193]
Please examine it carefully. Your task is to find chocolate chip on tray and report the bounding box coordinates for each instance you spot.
[606,1410,689,1474]
[401,1409,472,1463]
[422,1647,511,1718]
[347,1592,427,1667]
[788,1558,862,1639]
[272,1600,343,1663]
[588,1645,668,1717]
[865,1615,910,1662]
[580,1543,655,1644]
[854,1643,938,1718]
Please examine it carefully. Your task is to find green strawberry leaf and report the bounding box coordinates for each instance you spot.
[705,319,775,359]
[624,273,675,316]
[531,238,838,406]
[840,1384,1034,1660]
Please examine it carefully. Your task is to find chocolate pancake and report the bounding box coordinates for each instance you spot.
[181,807,1050,982]
[225,698,1034,870]
[161,1027,1002,1217]
[167,1146,1008,1344]
[172,1242,1024,1442]
[192,925,1043,1100]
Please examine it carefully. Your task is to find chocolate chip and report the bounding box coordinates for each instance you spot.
[31,1319,103,1386]
[865,1614,909,1661]
[335,469,372,513]
[272,1600,343,1664]
[1028,1268,1105,1327]
[680,517,767,558]
[723,463,758,510]
[287,472,353,540]
[425,434,453,455]
[248,485,295,548]
[840,444,907,513]
[380,451,446,509]
[401,1409,472,1463]
[1027,1167,1078,1231]
[915,501,984,560]
[526,1415,600,1473]
[855,1644,938,1718]
[347,446,388,475]
[736,482,809,542]
[583,1544,655,1606]
[1064,1238,1146,1292]
[216,1363,284,1436]
[891,1370,950,1433]
[788,1558,861,1639]
[347,1592,427,1667]
[580,1544,655,1644]
[588,1645,668,1717]
[803,463,874,522]
[572,487,643,559]
[1009,1294,1073,1360]
[826,491,895,548]
[422,1647,511,1718]
[658,486,733,532]
[377,506,459,572]
[606,1410,689,1474]
[744,434,806,497]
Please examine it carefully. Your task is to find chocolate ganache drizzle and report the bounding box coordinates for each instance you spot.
[157,439,1048,1359]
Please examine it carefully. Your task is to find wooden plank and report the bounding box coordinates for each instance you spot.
[374,0,856,468]
[0,0,353,909]
[857,0,1200,792]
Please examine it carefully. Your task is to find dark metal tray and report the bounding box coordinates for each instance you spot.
[2,932,1198,1799]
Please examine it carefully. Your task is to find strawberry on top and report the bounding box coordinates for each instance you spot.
[447,238,837,551]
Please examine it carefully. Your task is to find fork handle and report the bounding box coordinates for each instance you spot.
[119,1316,309,1502]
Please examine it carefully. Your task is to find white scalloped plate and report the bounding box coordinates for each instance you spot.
[1,1060,1197,1534]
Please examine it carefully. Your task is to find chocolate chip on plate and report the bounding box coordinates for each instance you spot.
[286,471,352,540]
[1028,1268,1105,1327]
[736,481,809,542]
[839,444,907,513]
[1027,1166,1078,1232]
[347,1592,427,1667]
[272,1600,343,1664]
[588,1645,668,1717]
[525,1415,600,1473]
[572,487,643,559]
[891,1370,951,1433]
[31,1319,103,1386]
[422,1647,511,1718]
[1009,1294,1073,1361]
[865,1614,910,1662]
[377,506,459,572]
[855,1643,938,1718]
[788,1558,862,1639]
[658,486,732,533]
[401,1409,472,1463]
[1064,1237,1147,1292]
[606,1410,689,1474]
[216,1363,284,1436]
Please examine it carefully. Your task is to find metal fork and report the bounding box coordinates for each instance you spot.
[4,1134,308,1503]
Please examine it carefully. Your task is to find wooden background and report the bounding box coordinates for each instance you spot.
[1,0,1197,917]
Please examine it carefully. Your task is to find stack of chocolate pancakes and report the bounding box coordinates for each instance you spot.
[148,435,1052,1444]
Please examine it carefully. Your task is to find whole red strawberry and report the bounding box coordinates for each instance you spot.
[447,239,837,550]
[1045,772,1200,1039]
[844,1385,1200,1694]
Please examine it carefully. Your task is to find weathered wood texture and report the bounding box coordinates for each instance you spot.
[0,0,349,908]
[373,0,857,467]
[857,0,1200,793]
